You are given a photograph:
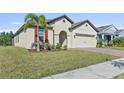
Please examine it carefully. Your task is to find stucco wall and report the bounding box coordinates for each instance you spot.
[71,22,97,48]
[50,18,72,48]
[14,28,35,49]
[48,29,53,45]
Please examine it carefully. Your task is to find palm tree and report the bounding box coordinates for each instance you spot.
[24,13,47,51]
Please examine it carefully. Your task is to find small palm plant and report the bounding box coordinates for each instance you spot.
[23,13,47,51]
[97,39,107,47]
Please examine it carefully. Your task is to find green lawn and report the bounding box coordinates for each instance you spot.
[109,47,124,50]
[114,73,124,79]
[0,46,118,79]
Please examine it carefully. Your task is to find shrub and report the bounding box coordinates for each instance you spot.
[113,37,124,47]
[31,42,45,50]
[97,39,107,47]
[107,43,113,47]
[97,39,102,47]
[56,43,62,49]
[47,44,52,50]
[64,45,67,50]
[51,44,55,49]
[44,43,51,50]
[31,42,37,49]
[40,44,44,50]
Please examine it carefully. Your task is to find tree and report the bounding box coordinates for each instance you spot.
[9,31,14,37]
[24,13,47,51]
[0,31,13,46]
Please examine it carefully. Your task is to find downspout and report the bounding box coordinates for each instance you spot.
[37,24,40,52]
[53,30,55,48]
[70,29,73,48]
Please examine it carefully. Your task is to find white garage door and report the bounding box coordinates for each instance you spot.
[75,33,96,48]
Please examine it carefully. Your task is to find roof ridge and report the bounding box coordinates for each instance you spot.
[70,20,98,32]
[97,24,112,28]
[47,15,74,24]
[73,20,89,25]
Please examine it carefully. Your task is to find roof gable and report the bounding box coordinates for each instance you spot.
[47,15,74,24]
[69,20,98,32]
[97,25,111,32]
[97,24,119,35]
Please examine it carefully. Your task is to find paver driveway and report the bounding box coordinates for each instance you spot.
[44,58,124,79]
[78,48,124,57]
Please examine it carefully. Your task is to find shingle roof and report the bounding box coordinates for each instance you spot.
[71,21,83,28]
[46,19,52,23]
[13,24,25,37]
[97,25,112,32]
[47,15,74,24]
[117,29,124,34]
[69,20,99,32]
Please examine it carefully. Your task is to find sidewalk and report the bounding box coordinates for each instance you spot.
[43,58,124,79]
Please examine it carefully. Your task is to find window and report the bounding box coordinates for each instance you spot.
[39,29,44,42]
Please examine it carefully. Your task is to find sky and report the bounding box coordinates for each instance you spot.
[0,13,124,33]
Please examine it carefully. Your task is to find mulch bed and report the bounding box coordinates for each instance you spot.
[28,49,67,53]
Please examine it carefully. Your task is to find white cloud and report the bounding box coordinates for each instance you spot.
[11,22,23,25]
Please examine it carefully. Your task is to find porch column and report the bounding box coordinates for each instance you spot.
[111,35,113,44]
[102,34,104,39]
[111,35,113,41]
[53,30,55,47]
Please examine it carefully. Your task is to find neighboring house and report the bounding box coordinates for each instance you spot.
[117,29,124,37]
[13,15,98,49]
[97,24,119,44]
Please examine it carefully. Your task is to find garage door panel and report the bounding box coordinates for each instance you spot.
[75,35,96,48]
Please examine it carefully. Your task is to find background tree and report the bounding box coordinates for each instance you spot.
[0,31,13,46]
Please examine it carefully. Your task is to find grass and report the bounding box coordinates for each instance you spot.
[0,46,118,79]
[109,46,124,50]
[114,73,124,79]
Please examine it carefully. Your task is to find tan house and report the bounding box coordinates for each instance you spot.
[13,15,98,49]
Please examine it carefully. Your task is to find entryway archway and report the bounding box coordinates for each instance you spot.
[59,31,67,47]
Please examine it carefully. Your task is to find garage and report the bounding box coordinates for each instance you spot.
[75,33,96,48]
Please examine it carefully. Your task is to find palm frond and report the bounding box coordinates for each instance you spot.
[24,13,39,23]
[23,21,36,30]
[39,15,47,30]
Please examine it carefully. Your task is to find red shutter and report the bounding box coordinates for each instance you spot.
[34,28,38,42]
[45,28,48,43]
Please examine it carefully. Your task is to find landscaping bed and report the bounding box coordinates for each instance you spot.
[97,37,124,51]
[0,46,118,79]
